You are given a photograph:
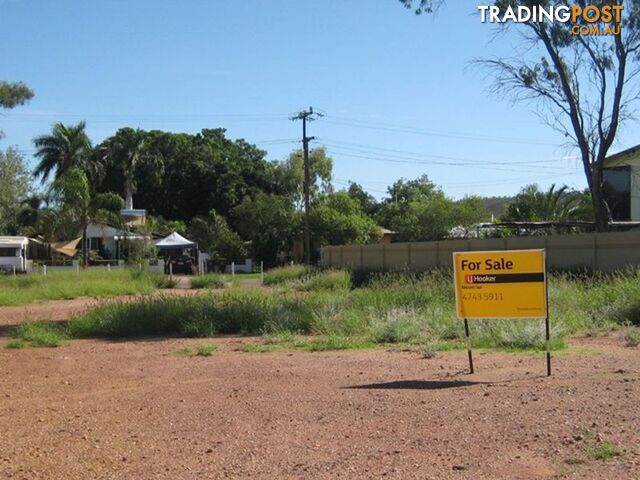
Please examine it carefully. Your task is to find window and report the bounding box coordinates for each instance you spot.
[0,248,19,257]
[603,166,631,221]
[88,237,103,251]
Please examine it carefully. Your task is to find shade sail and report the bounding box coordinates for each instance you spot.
[52,237,82,257]
[155,232,197,248]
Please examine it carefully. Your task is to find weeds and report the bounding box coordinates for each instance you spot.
[12,322,67,348]
[263,265,309,286]
[0,269,163,306]
[621,326,640,347]
[5,339,26,349]
[190,274,229,290]
[33,267,640,354]
[174,346,193,356]
[173,344,217,356]
[588,442,623,460]
[420,342,437,359]
[195,344,217,356]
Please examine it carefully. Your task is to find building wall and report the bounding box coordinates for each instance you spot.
[321,232,640,272]
[605,150,640,221]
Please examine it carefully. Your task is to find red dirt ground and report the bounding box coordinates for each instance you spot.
[0,320,638,479]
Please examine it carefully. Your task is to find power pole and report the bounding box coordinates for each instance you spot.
[290,106,323,265]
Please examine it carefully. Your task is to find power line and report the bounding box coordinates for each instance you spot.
[324,115,563,147]
[318,138,577,168]
[323,148,579,175]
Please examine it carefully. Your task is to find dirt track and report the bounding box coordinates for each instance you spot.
[1,331,638,479]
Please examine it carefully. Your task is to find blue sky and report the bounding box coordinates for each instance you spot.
[1,0,637,199]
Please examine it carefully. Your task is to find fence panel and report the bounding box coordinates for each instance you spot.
[321,232,640,272]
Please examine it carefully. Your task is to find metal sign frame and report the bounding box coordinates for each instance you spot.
[452,249,551,376]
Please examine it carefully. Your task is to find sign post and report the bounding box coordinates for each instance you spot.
[453,249,549,376]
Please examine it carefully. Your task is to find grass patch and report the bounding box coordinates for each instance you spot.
[174,346,193,356]
[155,276,179,289]
[57,268,640,354]
[190,274,229,290]
[173,344,217,356]
[12,321,67,348]
[195,344,217,356]
[588,442,623,460]
[263,265,309,285]
[5,339,27,349]
[0,269,163,306]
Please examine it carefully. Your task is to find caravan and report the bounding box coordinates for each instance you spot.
[0,237,31,274]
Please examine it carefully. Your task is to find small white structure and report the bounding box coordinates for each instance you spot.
[0,236,31,273]
[155,232,197,250]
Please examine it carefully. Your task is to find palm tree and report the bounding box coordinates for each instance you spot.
[50,167,124,267]
[33,121,98,184]
[98,127,156,209]
[502,184,592,222]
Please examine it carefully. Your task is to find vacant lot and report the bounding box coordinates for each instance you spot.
[0,333,638,479]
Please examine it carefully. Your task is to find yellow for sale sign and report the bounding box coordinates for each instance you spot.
[453,249,547,319]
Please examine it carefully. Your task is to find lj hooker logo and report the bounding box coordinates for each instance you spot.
[478,4,623,36]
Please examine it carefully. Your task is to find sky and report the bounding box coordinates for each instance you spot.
[1,0,638,200]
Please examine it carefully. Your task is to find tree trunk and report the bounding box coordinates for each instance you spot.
[82,224,88,268]
[590,167,610,232]
[124,178,134,210]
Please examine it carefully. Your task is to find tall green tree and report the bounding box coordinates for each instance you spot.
[0,148,32,234]
[49,167,124,266]
[0,81,34,109]
[0,81,33,139]
[346,181,380,216]
[189,210,247,261]
[310,192,382,245]
[376,176,490,241]
[276,147,334,208]
[400,0,640,231]
[33,121,97,184]
[97,127,162,209]
[96,128,276,221]
[234,193,301,263]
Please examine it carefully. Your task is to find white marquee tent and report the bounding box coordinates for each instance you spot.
[155,232,197,249]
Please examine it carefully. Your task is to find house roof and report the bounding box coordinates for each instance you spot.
[0,236,29,248]
[604,144,640,164]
